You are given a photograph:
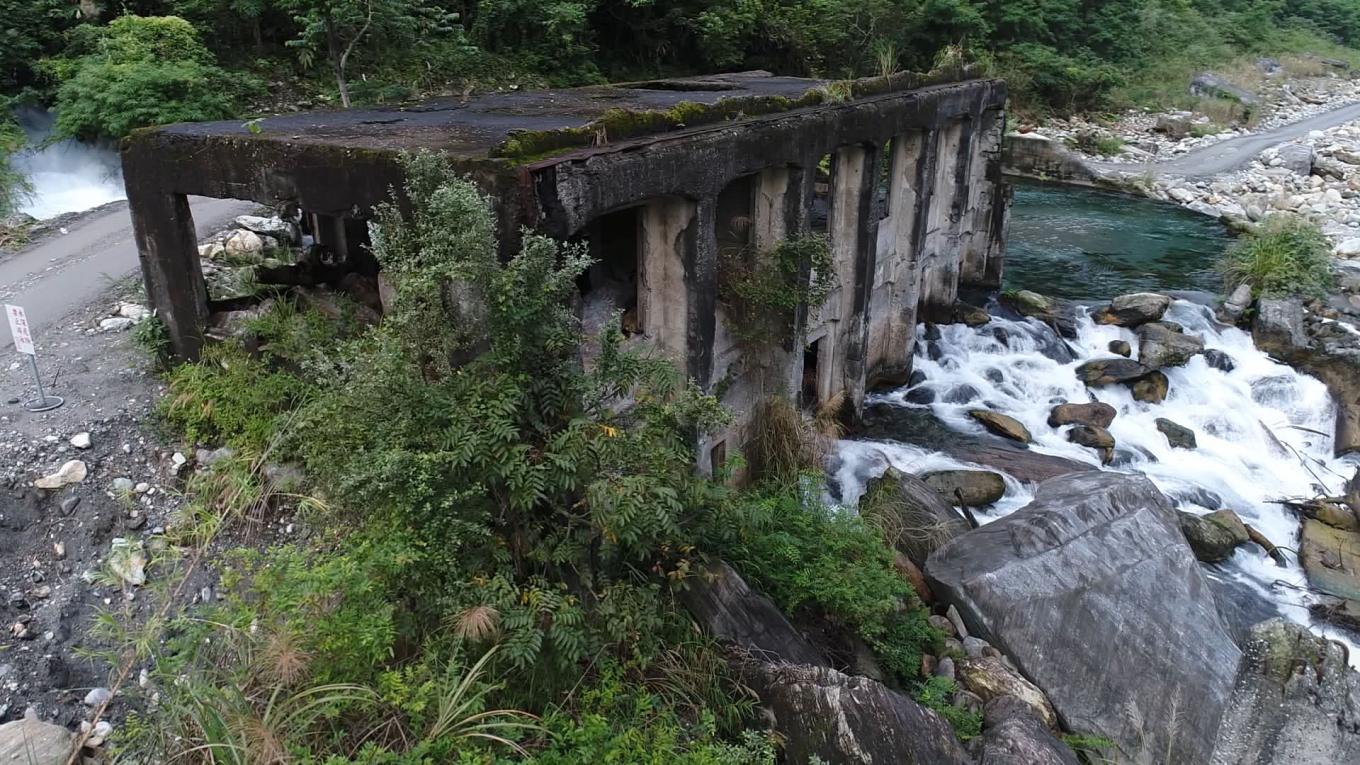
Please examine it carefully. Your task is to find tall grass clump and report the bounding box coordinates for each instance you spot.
[1218,215,1335,298]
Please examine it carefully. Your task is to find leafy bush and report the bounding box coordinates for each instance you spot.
[1218,215,1335,298]
[914,675,982,740]
[0,112,30,219]
[160,343,309,450]
[713,485,939,682]
[44,16,259,140]
[719,233,835,348]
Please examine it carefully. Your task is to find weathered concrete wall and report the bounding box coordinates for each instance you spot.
[123,75,1009,471]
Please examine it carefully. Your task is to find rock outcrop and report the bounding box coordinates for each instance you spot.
[0,711,85,765]
[1210,619,1360,764]
[863,468,971,566]
[974,696,1082,765]
[921,470,1007,507]
[926,472,1241,765]
[679,560,827,666]
[1178,509,1250,562]
[1252,298,1308,357]
[748,662,975,765]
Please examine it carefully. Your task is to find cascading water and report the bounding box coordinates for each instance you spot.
[11,107,125,220]
[835,298,1360,661]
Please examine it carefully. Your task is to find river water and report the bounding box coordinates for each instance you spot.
[836,180,1360,659]
[11,108,125,220]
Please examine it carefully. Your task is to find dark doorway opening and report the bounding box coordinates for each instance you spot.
[802,338,822,408]
[578,206,642,336]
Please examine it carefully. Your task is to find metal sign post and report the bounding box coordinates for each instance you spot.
[5,304,63,412]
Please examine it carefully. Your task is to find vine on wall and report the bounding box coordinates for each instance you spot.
[718,233,836,349]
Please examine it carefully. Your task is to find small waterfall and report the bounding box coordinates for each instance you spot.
[836,298,1360,660]
[11,107,125,220]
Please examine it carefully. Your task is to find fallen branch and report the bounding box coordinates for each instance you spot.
[1245,522,1288,567]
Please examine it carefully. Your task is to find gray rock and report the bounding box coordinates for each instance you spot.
[1156,417,1198,449]
[1203,348,1236,372]
[1190,72,1259,105]
[1130,370,1169,404]
[1218,283,1254,325]
[1108,339,1131,357]
[748,662,973,765]
[1178,510,1247,562]
[969,409,1032,443]
[1274,143,1315,176]
[926,472,1241,765]
[1048,402,1116,429]
[862,469,970,566]
[111,477,134,493]
[679,560,826,666]
[1210,619,1360,764]
[1066,425,1115,464]
[1075,358,1152,386]
[975,696,1082,765]
[1153,114,1191,139]
[920,469,1007,507]
[0,711,79,765]
[84,686,112,707]
[1095,293,1172,327]
[1138,322,1204,368]
[1252,298,1309,358]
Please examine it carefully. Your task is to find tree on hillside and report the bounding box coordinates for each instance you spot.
[281,0,457,107]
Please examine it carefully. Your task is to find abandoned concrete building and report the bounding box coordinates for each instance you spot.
[122,70,1009,471]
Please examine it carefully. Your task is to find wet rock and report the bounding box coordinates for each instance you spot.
[1179,510,1249,563]
[1065,425,1115,464]
[747,663,973,765]
[920,470,1006,507]
[1075,357,1152,386]
[1138,322,1204,368]
[1108,339,1131,357]
[1047,402,1116,429]
[969,410,1032,443]
[957,656,1057,728]
[1252,297,1308,358]
[975,696,1081,765]
[33,460,88,490]
[1203,348,1236,372]
[950,301,992,327]
[1217,283,1254,325]
[1299,519,1360,630]
[1210,619,1360,764]
[1002,290,1079,339]
[864,469,971,566]
[1093,292,1171,327]
[1131,371,1169,404]
[679,560,826,666]
[926,472,1240,765]
[1156,417,1198,448]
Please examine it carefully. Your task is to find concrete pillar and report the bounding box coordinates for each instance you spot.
[917,119,974,317]
[128,190,208,361]
[638,197,697,368]
[959,109,1009,287]
[752,167,791,252]
[691,196,719,391]
[866,131,928,388]
[823,144,878,411]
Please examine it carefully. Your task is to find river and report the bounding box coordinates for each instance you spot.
[11,108,125,220]
[837,180,1360,661]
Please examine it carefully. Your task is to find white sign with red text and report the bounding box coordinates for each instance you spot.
[5,304,35,355]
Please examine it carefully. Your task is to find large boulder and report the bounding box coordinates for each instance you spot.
[1291,321,1360,456]
[1074,358,1152,386]
[1130,371,1169,404]
[1094,293,1172,328]
[974,696,1082,765]
[1210,619,1360,764]
[926,473,1241,765]
[1001,290,1079,339]
[1274,143,1315,176]
[1299,518,1360,630]
[1048,402,1116,429]
[679,560,827,666]
[1178,509,1250,563]
[862,468,971,567]
[0,711,82,765]
[957,656,1057,728]
[1137,322,1204,369]
[969,410,1032,443]
[921,469,1007,507]
[1156,417,1198,449]
[748,662,974,765]
[1190,72,1259,105]
[1252,298,1308,358]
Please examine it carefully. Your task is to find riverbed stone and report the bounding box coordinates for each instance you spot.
[1130,371,1169,404]
[1047,401,1116,429]
[969,410,1032,443]
[1138,322,1204,368]
[926,472,1240,765]
[1178,510,1248,562]
[975,696,1082,765]
[920,469,1007,507]
[956,655,1057,728]
[1108,339,1131,357]
[1094,292,1172,327]
[0,710,82,765]
[1299,519,1360,630]
[1155,417,1198,448]
[1066,425,1115,464]
[1190,72,1260,105]
[1218,283,1254,325]
[1075,358,1152,386]
[1210,619,1360,764]
[1252,297,1309,357]
[1203,348,1237,372]
[747,662,974,765]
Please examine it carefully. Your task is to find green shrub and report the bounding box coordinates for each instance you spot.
[44,16,259,139]
[1218,215,1335,298]
[914,675,982,740]
[0,112,30,219]
[160,342,309,450]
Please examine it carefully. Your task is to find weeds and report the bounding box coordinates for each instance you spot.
[1218,215,1335,298]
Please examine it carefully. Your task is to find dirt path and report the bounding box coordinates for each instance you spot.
[1092,100,1360,179]
[0,197,254,333]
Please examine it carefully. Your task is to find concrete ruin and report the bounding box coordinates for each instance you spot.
[122,71,1008,470]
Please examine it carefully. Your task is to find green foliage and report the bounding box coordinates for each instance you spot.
[160,342,309,450]
[914,676,983,740]
[131,312,172,369]
[1218,215,1335,298]
[0,112,30,219]
[719,233,836,348]
[44,16,259,140]
[713,484,939,682]
[1065,131,1125,157]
